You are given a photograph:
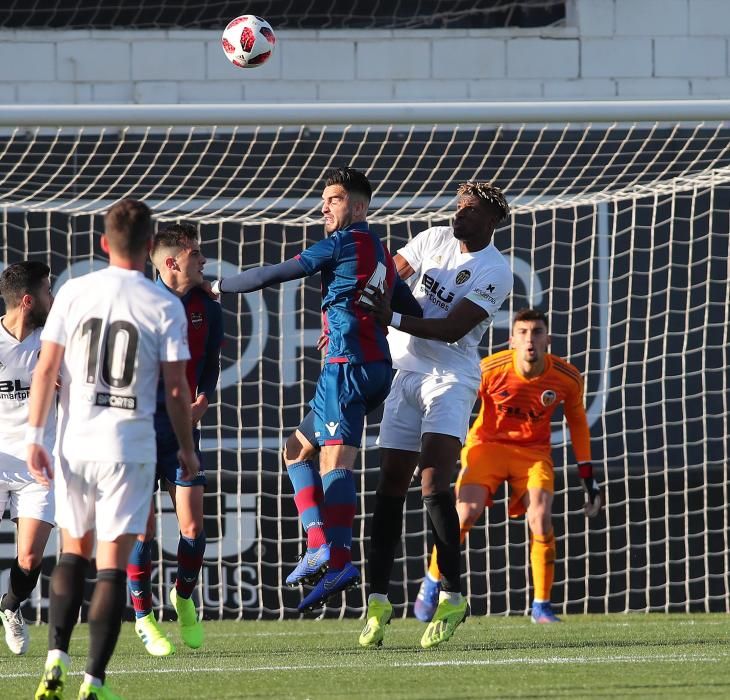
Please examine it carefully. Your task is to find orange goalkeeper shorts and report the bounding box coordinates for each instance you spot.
[456,441,554,518]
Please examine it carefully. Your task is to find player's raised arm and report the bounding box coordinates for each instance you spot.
[211,257,307,295]
[26,340,64,488]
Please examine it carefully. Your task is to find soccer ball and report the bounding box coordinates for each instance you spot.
[221,15,276,69]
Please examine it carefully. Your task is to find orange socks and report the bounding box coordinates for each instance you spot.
[530,530,556,602]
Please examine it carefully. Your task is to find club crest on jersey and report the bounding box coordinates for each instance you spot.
[455,269,471,285]
[191,312,204,329]
[541,390,557,407]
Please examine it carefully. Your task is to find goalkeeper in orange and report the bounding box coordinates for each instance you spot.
[414,307,602,624]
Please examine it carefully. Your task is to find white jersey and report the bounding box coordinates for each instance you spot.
[388,226,513,389]
[0,322,56,468]
[41,267,190,463]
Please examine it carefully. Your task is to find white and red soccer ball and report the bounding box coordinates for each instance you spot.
[221,15,276,68]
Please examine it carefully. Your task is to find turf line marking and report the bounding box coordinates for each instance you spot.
[2,652,726,679]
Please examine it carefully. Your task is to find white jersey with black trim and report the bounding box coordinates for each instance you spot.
[0,322,56,469]
[41,267,190,464]
[387,226,513,389]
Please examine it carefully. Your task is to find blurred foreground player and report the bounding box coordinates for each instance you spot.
[29,200,198,700]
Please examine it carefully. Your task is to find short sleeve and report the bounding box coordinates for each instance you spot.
[296,234,340,275]
[397,227,436,273]
[40,285,70,347]
[159,298,191,363]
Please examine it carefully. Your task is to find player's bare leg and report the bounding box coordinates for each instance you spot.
[168,482,206,648]
[298,443,361,611]
[1,517,52,655]
[525,488,559,623]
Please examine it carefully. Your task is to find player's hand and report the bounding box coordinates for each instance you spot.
[316,332,329,351]
[27,444,54,488]
[578,462,602,517]
[358,285,393,327]
[178,448,201,482]
[191,394,209,425]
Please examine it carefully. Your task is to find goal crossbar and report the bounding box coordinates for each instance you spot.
[2,100,730,127]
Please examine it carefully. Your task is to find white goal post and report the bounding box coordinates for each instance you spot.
[1,100,728,620]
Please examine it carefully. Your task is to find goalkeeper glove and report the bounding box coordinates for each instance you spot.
[578,462,601,518]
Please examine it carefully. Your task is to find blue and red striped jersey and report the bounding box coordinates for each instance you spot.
[296,222,397,365]
[155,279,224,410]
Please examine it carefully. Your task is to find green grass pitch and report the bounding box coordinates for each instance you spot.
[1,614,728,699]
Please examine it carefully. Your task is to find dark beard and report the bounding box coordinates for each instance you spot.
[28,305,49,328]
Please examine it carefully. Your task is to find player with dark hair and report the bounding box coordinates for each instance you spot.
[0,261,55,655]
[210,166,423,611]
[358,181,513,649]
[128,223,223,656]
[415,308,601,625]
[28,199,199,700]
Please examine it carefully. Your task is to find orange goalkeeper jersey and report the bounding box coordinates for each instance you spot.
[464,349,591,464]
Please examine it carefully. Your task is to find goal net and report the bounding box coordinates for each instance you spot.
[1,101,728,620]
[0,0,566,30]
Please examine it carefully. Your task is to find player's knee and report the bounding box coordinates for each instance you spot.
[17,551,42,571]
[180,521,204,539]
[420,467,452,496]
[460,507,481,530]
[527,509,551,536]
[376,469,411,498]
[283,433,315,465]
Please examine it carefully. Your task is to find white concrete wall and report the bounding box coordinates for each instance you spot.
[0,0,728,104]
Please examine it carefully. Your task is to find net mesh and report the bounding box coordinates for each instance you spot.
[1,113,728,619]
[0,0,565,30]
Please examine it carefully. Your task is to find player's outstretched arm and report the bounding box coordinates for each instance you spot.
[211,258,307,295]
[26,340,64,487]
[161,360,200,481]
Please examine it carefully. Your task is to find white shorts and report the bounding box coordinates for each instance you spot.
[54,457,154,541]
[0,458,55,525]
[377,369,478,452]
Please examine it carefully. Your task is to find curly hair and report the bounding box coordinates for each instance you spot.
[456,181,510,222]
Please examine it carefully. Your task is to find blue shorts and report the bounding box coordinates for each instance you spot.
[304,360,392,448]
[155,416,206,488]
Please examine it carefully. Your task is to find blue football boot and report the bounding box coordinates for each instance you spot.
[285,543,330,587]
[297,562,361,611]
